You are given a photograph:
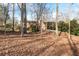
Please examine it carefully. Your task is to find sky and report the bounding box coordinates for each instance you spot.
[8,3,79,22]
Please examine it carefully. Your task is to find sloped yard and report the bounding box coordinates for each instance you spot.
[0,32,79,56]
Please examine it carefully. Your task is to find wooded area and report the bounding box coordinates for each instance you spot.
[0,3,79,56]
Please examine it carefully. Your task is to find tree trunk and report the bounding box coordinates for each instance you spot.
[21,3,24,37]
[36,19,40,32]
[12,3,15,32]
[56,3,58,38]
[40,20,42,34]
[68,4,71,39]
[23,3,27,34]
[45,22,47,31]
[21,3,27,37]
[4,4,9,36]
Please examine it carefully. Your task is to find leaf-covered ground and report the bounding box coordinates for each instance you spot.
[0,32,79,56]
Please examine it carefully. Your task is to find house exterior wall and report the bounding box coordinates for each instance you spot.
[26,21,47,31]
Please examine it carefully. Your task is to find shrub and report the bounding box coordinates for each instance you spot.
[58,21,69,32]
[31,25,37,32]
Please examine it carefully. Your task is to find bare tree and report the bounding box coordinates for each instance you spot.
[30,3,50,33]
[20,3,24,37]
[23,3,27,34]
[12,3,15,32]
[17,3,27,37]
[55,3,59,38]
[68,4,73,39]
[3,3,9,35]
[0,4,2,15]
[34,3,44,32]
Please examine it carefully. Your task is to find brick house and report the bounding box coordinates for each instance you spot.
[25,21,47,32]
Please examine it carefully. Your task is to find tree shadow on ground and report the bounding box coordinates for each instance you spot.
[67,36,78,56]
[0,35,53,55]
